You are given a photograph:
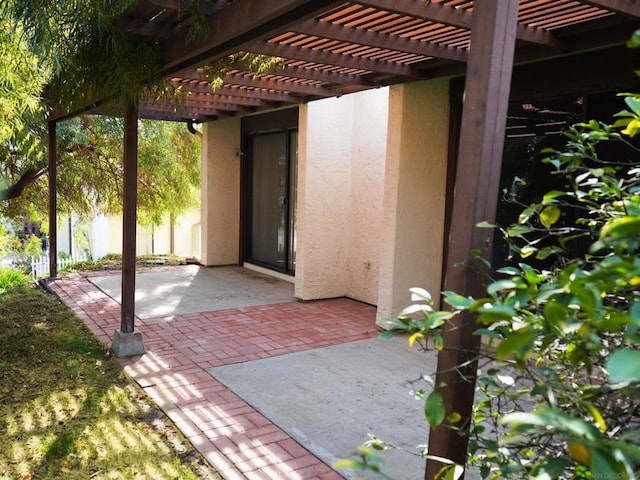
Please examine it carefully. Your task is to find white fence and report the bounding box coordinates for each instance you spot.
[30,254,88,279]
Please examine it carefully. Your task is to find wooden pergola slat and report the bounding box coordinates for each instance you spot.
[357,0,566,48]
[579,0,640,17]
[292,18,469,62]
[251,41,427,79]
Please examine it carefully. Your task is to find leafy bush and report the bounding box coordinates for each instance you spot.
[341,88,640,479]
[381,94,640,479]
[0,267,31,291]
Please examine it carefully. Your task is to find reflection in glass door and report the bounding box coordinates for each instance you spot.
[246,130,297,274]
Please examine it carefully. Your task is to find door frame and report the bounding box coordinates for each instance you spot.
[240,108,299,274]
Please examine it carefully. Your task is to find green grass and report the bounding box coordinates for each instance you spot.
[0,286,220,480]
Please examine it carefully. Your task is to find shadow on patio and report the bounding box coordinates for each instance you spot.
[50,265,437,480]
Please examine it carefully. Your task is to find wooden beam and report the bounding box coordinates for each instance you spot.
[121,103,138,334]
[162,0,343,75]
[222,72,338,97]
[47,121,58,279]
[358,0,566,48]
[425,1,519,478]
[220,84,301,103]
[580,0,640,18]
[169,78,300,103]
[236,61,378,87]
[251,41,426,78]
[292,18,469,62]
[138,102,228,117]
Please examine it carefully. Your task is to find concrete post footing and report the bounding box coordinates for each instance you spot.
[111,329,145,357]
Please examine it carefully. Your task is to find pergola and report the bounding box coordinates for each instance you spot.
[46,1,640,478]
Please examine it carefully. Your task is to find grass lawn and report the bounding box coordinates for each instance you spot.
[0,285,221,480]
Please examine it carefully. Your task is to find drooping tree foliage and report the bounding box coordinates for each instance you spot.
[0,1,278,229]
[4,0,164,109]
[0,1,208,228]
[0,114,201,228]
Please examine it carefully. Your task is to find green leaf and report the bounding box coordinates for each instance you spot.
[606,349,640,383]
[378,329,401,339]
[438,464,464,480]
[424,390,446,428]
[382,317,411,329]
[536,246,564,260]
[496,329,534,361]
[474,328,502,339]
[539,206,561,228]
[601,216,640,240]
[476,221,496,228]
[399,303,433,316]
[496,266,520,275]
[487,280,518,296]
[627,29,640,48]
[433,332,444,351]
[544,301,567,324]
[520,263,546,285]
[624,95,640,115]
[410,287,433,303]
[542,190,566,204]
[519,206,536,224]
[477,305,517,324]
[590,448,629,479]
[506,225,533,237]
[442,292,473,309]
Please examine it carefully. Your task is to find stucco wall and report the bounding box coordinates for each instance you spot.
[200,118,241,266]
[346,91,388,304]
[93,209,200,258]
[377,79,450,325]
[172,209,201,257]
[296,88,388,304]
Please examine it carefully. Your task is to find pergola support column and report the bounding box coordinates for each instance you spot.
[112,102,145,357]
[425,1,518,478]
[47,121,57,279]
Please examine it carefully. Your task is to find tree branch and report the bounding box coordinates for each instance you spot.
[0,165,48,201]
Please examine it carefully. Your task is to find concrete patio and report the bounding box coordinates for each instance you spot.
[49,265,439,479]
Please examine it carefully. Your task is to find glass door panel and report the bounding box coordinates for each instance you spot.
[248,132,288,269]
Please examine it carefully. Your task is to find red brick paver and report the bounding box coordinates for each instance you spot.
[49,267,378,480]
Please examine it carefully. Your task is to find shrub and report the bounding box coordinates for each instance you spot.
[0,267,31,291]
[342,91,640,479]
[387,96,640,479]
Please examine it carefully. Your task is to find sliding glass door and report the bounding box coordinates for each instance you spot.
[245,129,297,274]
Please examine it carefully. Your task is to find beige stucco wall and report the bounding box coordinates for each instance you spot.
[346,91,388,303]
[99,208,201,257]
[172,209,201,257]
[199,118,241,266]
[296,88,388,304]
[376,79,450,325]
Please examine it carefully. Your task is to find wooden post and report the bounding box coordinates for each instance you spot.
[48,121,58,279]
[121,102,138,333]
[111,101,145,357]
[425,1,519,478]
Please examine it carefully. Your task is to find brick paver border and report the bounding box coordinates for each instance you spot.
[49,267,378,480]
